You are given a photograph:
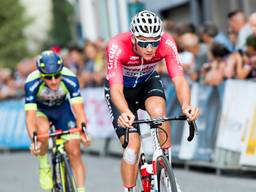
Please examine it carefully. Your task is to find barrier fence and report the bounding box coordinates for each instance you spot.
[0,80,255,170]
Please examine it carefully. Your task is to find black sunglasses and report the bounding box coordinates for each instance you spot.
[136,38,161,48]
[41,73,61,80]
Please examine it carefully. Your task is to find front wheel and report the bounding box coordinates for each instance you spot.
[51,156,77,192]
[51,158,66,192]
[156,155,177,192]
[63,156,77,192]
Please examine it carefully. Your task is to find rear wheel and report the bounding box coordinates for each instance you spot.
[156,155,177,192]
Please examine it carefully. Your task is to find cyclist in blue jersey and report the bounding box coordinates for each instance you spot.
[24,50,90,192]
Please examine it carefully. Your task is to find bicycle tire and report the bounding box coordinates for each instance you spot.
[62,156,77,192]
[156,155,177,192]
[51,158,66,192]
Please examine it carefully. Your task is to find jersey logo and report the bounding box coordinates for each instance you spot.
[165,39,176,50]
[29,80,40,92]
[127,61,139,65]
[72,91,80,97]
[108,44,121,70]
[68,121,76,129]
[165,39,181,63]
[130,56,140,60]
[62,77,77,87]
[25,96,34,102]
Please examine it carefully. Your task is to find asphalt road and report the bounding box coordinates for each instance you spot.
[0,152,255,192]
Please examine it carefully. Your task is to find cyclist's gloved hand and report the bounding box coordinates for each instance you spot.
[182,104,200,122]
[30,141,42,156]
[118,111,135,128]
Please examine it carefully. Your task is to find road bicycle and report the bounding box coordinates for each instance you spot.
[122,115,197,192]
[33,123,88,192]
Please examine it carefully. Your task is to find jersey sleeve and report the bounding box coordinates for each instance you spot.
[106,39,124,86]
[160,33,184,79]
[61,67,83,104]
[24,72,41,111]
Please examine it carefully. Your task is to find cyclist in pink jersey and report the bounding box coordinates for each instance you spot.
[104,10,199,192]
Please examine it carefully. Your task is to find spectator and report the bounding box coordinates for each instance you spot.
[174,22,197,52]
[179,32,209,81]
[202,43,231,86]
[163,19,176,35]
[200,22,234,52]
[227,10,252,50]
[227,28,238,48]
[66,45,84,75]
[178,51,195,80]
[81,41,105,87]
[236,34,256,79]
[15,57,36,93]
[249,12,256,36]
[0,68,17,100]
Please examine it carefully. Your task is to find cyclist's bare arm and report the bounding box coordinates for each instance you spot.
[71,102,88,128]
[26,109,43,155]
[26,110,37,140]
[71,102,91,146]
[110,83,135,128]
[172,76,199,121]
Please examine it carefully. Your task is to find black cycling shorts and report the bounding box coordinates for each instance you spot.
[104,72,166,139]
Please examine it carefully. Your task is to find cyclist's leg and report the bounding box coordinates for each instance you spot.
[105,80,141,191]
[35,111,53,190]
[120,132,141,189]
[143,78,181,192]
[36,112,51,155]
[51,101,86,191]
[65,137,86,190]
[142,73,171,149]
[145,96,170,147]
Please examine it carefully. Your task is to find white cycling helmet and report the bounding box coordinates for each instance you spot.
[130,10,164,38]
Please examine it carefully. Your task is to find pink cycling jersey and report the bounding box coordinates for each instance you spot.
[106,32,184,88]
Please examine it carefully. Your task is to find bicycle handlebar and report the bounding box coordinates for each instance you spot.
[32,123,88,150]
[37,127,82,140]
[122,115,198,148]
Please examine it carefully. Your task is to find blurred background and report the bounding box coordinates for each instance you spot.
[0,0,256,191]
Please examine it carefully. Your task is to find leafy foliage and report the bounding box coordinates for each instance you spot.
[0,0,29,69]
[48,0,75,48]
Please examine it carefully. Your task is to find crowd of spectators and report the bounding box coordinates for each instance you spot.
[0,9,256,101]
[162,9,256,87]
[0,38,107,100]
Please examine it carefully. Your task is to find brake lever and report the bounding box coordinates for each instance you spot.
[187,121,198,142]
[122,128,129,149]
[33,131,38,151]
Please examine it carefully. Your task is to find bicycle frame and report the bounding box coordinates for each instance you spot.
[123,115,198,191]
[50,134,70,191]
[150,123,167,190]
[33,123,88,192]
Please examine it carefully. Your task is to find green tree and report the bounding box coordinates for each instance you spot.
[49,0,75,47]
[0,0,29,69]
